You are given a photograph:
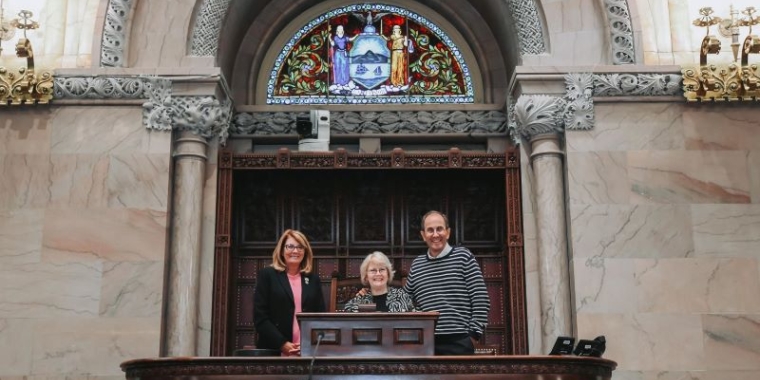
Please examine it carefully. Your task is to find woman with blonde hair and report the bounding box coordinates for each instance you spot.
[254,229,325,356]
[344,251,415,312]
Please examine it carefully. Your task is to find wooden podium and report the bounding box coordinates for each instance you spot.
[298,311,439,357]
[122,356,617,379]
[122,312,618,379]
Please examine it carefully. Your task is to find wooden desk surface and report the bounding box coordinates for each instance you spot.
[122,355,617,379]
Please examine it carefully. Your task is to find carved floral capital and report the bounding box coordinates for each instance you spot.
[512,95,566,141]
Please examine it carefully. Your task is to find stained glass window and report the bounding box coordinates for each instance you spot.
[267,4,475,105]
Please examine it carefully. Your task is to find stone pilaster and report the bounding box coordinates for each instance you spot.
[513,95,572,353]
[164,131,208,356]
[162,96,231,356]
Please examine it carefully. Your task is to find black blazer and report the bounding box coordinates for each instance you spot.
[253,266,326,350]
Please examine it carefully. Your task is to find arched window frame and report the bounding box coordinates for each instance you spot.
[260,3,482,106]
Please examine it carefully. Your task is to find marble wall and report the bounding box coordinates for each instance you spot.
[566,102,760,380]
[0,0,99,69]
[523,0,609,66]
[635,0,760,65]
[0,106,171,379]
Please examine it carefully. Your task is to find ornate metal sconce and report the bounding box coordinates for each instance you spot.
[682,6,760,102]
[0,5,53,105]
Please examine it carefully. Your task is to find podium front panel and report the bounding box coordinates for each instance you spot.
[298,312,439,357]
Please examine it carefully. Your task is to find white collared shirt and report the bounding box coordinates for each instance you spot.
[427,243,453,259]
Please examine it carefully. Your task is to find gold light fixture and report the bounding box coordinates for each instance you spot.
[682,6,760,102]
[0,2,53,105]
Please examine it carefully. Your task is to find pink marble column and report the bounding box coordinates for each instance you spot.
[513,94,573,353]
[529,133,573,352]
[164,131,208,356]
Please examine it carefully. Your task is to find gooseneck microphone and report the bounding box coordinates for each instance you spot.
[307,331,325,380]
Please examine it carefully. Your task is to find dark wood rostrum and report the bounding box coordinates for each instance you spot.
[211,147,527,356]
[122,356,616,380]
[297,312,439,357]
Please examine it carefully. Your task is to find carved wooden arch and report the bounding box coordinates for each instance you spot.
[211,147,527,355]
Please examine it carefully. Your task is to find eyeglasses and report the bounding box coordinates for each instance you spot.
[368,268,387,275]
[423,226,447,235]
[284,244,305,251]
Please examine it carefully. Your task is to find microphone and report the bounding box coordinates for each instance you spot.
[307,331,325,380]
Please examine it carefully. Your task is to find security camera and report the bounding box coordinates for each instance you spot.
[296,115,317,139]
[297,110,330,151]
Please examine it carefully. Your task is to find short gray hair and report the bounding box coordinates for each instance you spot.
[360,251,395,286]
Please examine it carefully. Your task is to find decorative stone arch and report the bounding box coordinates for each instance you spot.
[600,0,636,64]
[97,0,231,67]
[99,0,136,67]
[190,0,233,56]
[98,0,638,69]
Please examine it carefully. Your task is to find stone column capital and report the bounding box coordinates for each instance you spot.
[171,96,233,144]
[141,76,232,145]
[510,73,596,143]
[511,94,565,142]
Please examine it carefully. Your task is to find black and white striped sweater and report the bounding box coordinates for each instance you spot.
[404,245,490,336]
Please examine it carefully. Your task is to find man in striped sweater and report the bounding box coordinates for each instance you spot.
[404,210,490,355]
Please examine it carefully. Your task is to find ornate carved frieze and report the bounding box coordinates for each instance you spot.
[231,110,508,135]
[122,357,615,378]
[505,0,547,55]
[231,112,303,134]
[190,0,233,56]
[232,148,506,169]
[594,73,682,96]
[51,74,231,142]
[511,72,685,138]
[100,0,133,67]
[603,0,636,64]
[54,76,154,99]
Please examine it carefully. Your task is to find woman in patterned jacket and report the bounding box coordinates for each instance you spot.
[344,251,416,312]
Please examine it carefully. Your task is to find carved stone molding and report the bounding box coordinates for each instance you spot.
[231,110,508,136]
[232,148,507,169]
[190,0,233,56]
[54,76,153,99]
[51,74,230,143]
[594,73,682,96]
[505,0,547,55]
[100,0,134,67]
[511,72,683,138]
[603,0,636,64]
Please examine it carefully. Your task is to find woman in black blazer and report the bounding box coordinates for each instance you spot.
[254,229,325,356]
